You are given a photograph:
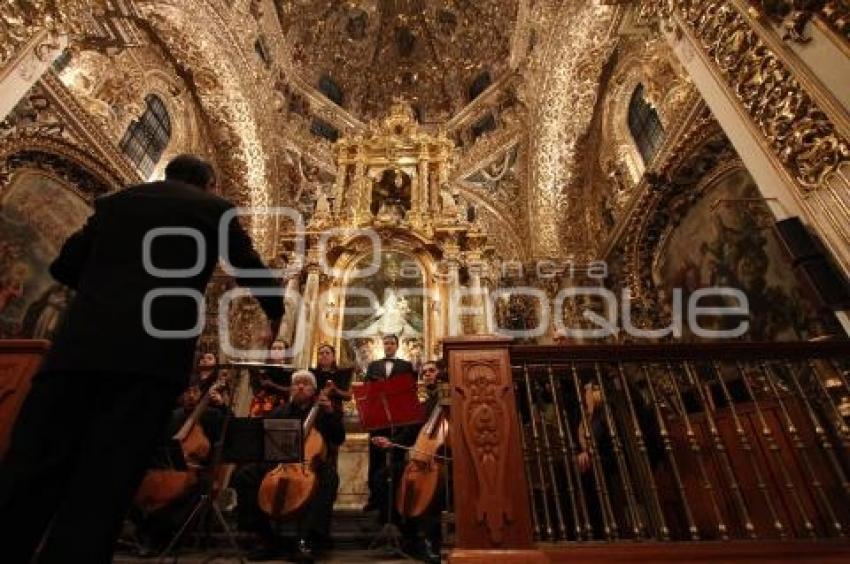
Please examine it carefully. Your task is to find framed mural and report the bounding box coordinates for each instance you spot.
[0,170,91,339]
[655,167,819,341]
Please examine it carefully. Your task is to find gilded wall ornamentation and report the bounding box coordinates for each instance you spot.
[522,1,617,258]
[269,0,518,122]
[1,76,138,190]
[133,2,275,252]
[753,0,850,44]
[668,0,850,192]
[0,1,109,74]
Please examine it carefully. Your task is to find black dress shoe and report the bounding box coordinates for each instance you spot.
[246,544,279,561]
[421,539,441,563]
[295,538,315,563]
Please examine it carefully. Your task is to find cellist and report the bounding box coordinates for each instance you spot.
[129,355,231,556]
[232,370,345,562]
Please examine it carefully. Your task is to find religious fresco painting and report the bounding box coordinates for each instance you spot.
[340,251,425,377]
[657,168,819,341]
[0,171,90,339]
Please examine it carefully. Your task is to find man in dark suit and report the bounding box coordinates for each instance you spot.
[0,155,284,563]
[363,335,418,529]
[364,333,414,382]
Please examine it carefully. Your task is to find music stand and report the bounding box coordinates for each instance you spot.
[157,364,301,563]
[353,374,425,558]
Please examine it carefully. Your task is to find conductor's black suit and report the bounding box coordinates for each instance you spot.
[363,356,417,521]
[0,180,283,563]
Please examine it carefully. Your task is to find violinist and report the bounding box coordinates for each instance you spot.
[232,370,345,562]
[371,361,445,563]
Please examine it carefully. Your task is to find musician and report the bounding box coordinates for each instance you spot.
[198,352,231,410]
[232,370,345,561]
[311,343,348,414]
[364,334,416,515]
[0,154,283,563]
[249,340,289,417]
[371,360,445,563]
[130,381,229,555]
[197,352,218,385]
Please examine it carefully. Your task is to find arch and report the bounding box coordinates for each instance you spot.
[0,138,121,200]
[135,2,275,254]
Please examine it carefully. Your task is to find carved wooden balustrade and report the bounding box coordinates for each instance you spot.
[443,337,850,561]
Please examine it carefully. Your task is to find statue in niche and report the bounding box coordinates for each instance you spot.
[308,188,333,228]
[371,168,411,219]
[315,190,331,215]
[440,184,459,219]
[352,287,422,340]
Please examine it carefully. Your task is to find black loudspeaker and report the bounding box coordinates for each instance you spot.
[773,217,850,310]
[794,257,850,310]
[773,217,821,265]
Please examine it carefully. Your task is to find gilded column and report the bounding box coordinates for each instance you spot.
[353,150,369,225]
[481,265,496,335]
[446,257,462,337]
[333,147,348,216]
[294,259,321,368]
[418,153,430,214]
[279,265,303,347]
[467,261,487,335]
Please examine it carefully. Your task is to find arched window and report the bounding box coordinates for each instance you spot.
[468,71,491,101]
[318,75,343,107]
[120,94,171,177]
[627,84,664,165]
[51,48,72,74]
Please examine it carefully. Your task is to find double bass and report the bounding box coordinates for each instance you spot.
[257,380,349,519]
[395,390,449,518]
[134,384,216,513]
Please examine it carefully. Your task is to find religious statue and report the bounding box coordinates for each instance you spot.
[372,168,410,221]
[316,191,331,215]
[440,185,458,219]
[352,287,422,339]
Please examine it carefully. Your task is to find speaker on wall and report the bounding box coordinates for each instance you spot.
[793,257,850,310]
[773,217,821,266]
[773,217,850,310]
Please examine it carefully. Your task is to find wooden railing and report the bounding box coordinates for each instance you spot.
[444,337,850,562]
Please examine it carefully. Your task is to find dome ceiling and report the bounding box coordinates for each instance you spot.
[273,0,519,123]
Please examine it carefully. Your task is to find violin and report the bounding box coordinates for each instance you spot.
[134,382,218,513]
[396,389,449,518]
[257,380,345,519]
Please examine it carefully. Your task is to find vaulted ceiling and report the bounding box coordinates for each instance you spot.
[272,0,519,122]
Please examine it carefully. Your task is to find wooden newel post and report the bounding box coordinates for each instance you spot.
[0,339,50,460]
[443,336,547,563]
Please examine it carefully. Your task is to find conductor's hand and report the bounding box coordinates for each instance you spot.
[317,389,333,413]
[371,436,392,450]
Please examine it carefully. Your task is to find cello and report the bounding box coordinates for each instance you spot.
[257,380,347,519]
[134,384,215,513]
[395,388,449,518]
